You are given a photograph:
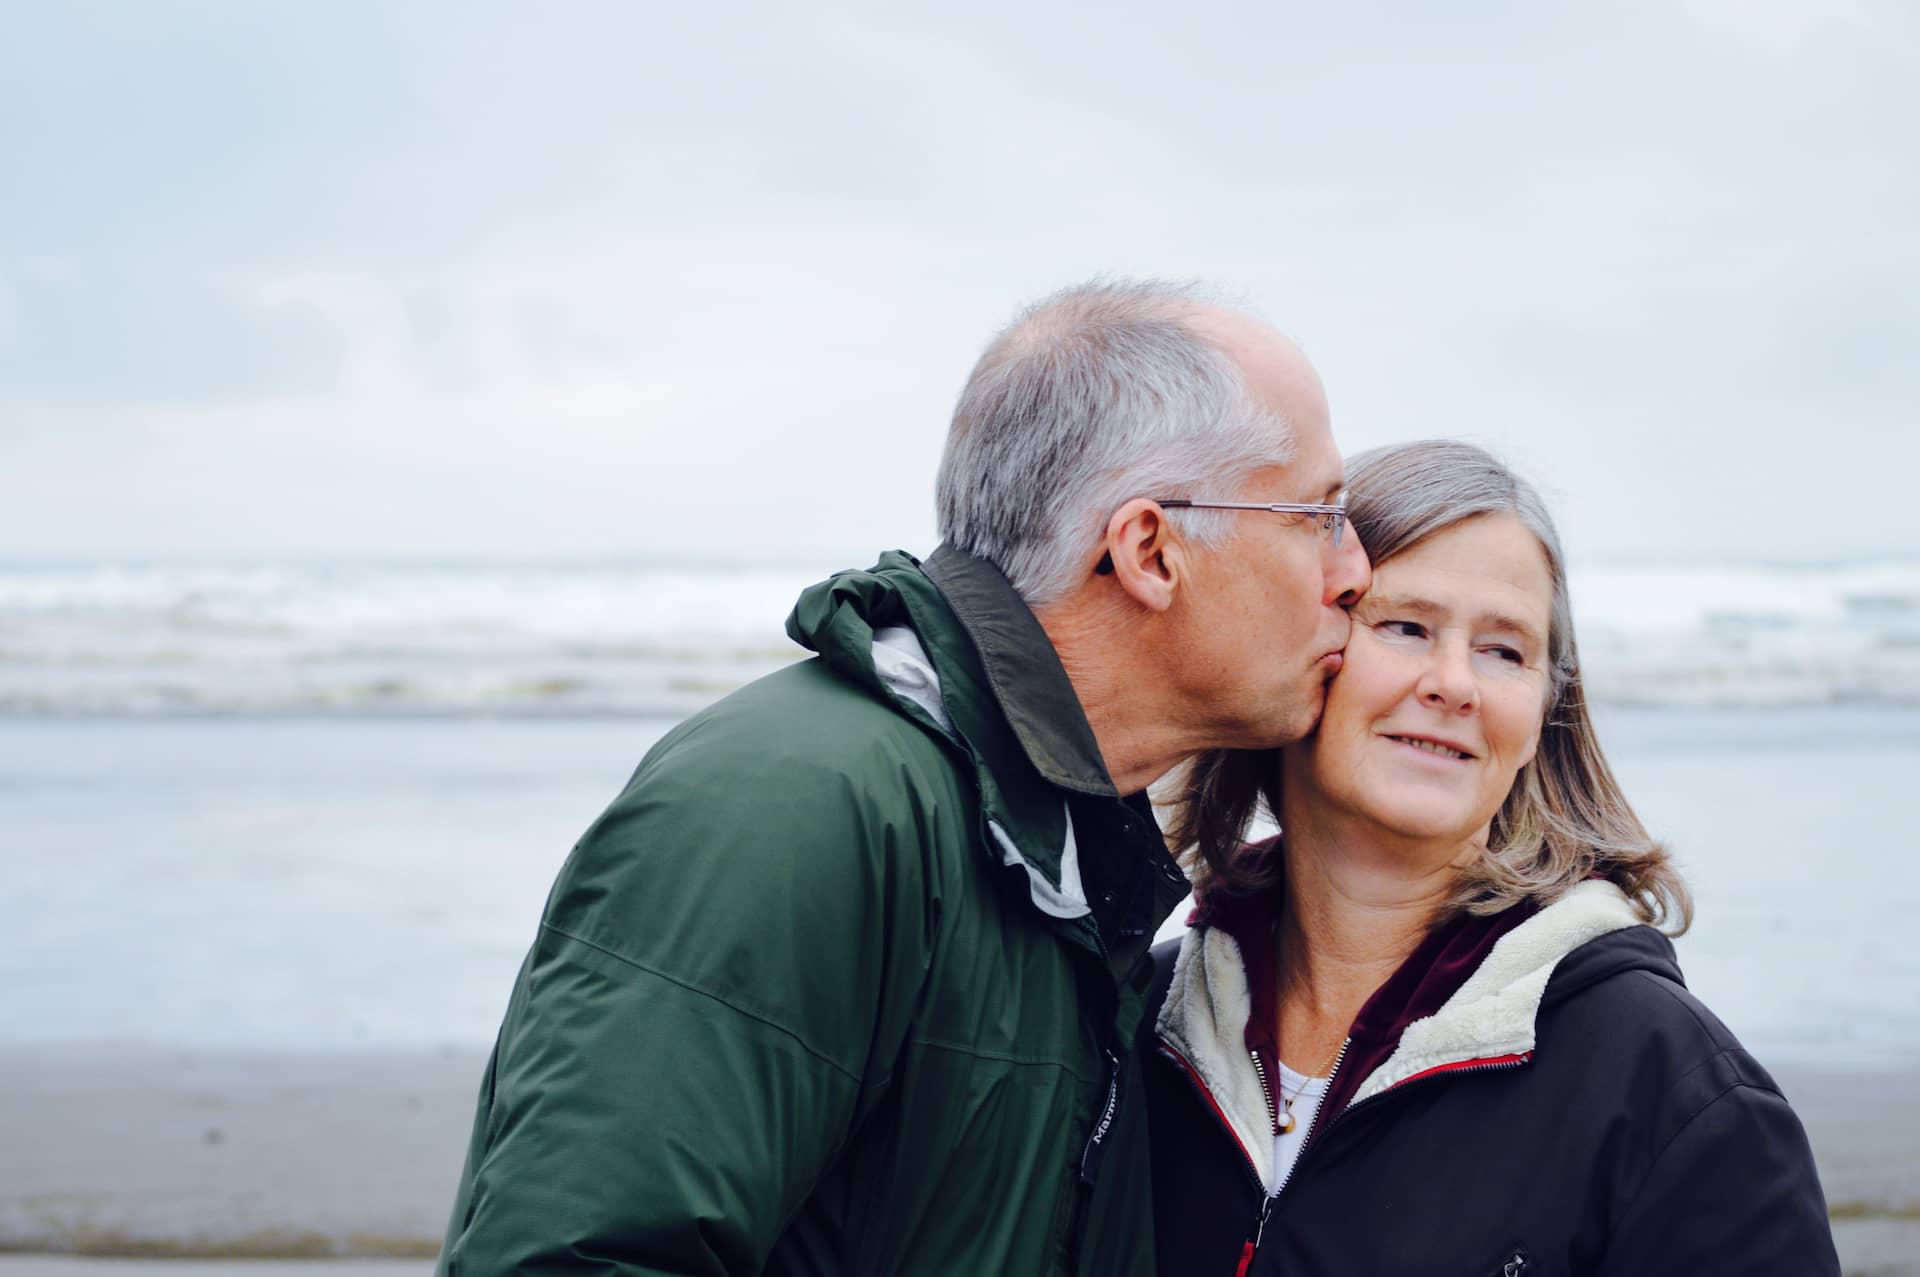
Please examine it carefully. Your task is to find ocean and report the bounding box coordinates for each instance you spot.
[5,709,1917,1070]
[3,556,1918,1067]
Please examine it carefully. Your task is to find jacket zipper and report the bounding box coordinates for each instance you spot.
[1164,1033,1530,1273]
[1271,1036,1351,1195]
[1233,1040,1533,1274]
[1230,1036,1352,1274]
[1232,1046,1287,1277]
[1246,1049,1279,1135]
[1077,1048,1123,1185]
[1235,1196,1272,1277]
[1158,1042,1269,1277]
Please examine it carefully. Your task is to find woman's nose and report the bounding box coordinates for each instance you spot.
[1417,639,1478,712]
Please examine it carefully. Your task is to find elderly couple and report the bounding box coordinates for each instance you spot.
[436,282,1837,1275]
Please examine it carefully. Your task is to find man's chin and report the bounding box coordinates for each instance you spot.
[1239,687,1327,752]
[1291,673,1339,741]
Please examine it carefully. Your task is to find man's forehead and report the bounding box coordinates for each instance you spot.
[1287,415,1345,494]
[1187,304,1339,493]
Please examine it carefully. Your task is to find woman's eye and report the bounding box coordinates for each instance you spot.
[1484,646,1524,664]
[1381,620,1427,639]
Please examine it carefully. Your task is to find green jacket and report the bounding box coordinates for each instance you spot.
[438,546,1190,1276]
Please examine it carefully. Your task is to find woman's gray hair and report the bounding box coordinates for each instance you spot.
[1167,439,1693,934]
[935,280,1297,606]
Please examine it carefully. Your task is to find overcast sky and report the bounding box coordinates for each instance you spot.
[4,0,1914,567]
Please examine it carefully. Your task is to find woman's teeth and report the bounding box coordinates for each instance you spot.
[1393,736,1468,760]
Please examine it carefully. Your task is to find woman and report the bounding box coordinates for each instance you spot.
[1144,440,1836,1276]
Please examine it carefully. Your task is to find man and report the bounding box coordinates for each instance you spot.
[436,281,1370,1276]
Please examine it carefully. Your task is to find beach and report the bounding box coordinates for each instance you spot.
[4,708,1918,1274]
[0,1050,1913,1274]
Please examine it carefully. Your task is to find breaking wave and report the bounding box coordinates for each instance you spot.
[3,557,1917,715]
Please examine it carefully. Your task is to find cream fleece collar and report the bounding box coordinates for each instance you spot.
[1155,879,1642,1191]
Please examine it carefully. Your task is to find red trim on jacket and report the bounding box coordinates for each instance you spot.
[1388,1051,1533,1091]
[1156,1040,1261,1184]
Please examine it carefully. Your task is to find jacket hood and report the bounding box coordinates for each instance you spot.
[785,549,1099,923]
[1539,913,1682,1007]
[785,550,934,716]
[1157,879,1658,1191]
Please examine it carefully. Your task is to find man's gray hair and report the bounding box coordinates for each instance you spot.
[935,280,1297,606]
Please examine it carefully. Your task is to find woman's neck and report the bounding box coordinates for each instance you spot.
[1270,800,1472,1073]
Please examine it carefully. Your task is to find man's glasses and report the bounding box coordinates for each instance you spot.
[1155,491,1349,549]
[1094,490,1349,574]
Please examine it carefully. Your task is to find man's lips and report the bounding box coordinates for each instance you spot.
[1317,650,1344,675]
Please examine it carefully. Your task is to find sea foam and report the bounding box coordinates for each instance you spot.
[2,556,1916,714]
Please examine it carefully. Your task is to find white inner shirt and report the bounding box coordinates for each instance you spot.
[1269,1060,1331,1190]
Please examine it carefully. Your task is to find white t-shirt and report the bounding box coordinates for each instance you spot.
[1269,1060,1330,1189]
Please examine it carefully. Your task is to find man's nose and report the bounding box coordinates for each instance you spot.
[1326,530,1371,608]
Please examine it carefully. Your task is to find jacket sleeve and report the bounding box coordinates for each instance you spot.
[438,718,947,1276]
[1595,1069,1840,1276]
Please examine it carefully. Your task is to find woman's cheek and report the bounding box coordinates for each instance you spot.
[1488,678,1549,769]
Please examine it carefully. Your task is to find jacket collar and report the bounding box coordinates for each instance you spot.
[784,548,1114,929]
[923,544,1117,798]
[1157,878,1644,1191]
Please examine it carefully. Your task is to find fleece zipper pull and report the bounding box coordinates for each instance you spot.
[1077,1048,1124,1185]
[1234,1195,1274,1277]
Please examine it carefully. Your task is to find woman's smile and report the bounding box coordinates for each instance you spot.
[1290,512,1554,849]
[1380,731,1476,762]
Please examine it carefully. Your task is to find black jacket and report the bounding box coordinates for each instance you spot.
[1143,883,1838,1276]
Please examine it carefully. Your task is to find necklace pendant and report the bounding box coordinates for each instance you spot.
[1277,1111,1296,1134]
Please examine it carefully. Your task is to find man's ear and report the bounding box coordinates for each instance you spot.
[1099,498,1181,612]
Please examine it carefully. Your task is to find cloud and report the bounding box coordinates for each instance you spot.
[2,0,1914,563]
[1675,0,1895,61]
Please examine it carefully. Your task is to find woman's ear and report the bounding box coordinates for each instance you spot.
[1100,499,1180,612]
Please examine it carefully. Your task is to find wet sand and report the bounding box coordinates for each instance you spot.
[0,1048,474,1260]
[0,1047,1914,1274]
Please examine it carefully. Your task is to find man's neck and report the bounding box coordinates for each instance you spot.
[1035,600,1193,795]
